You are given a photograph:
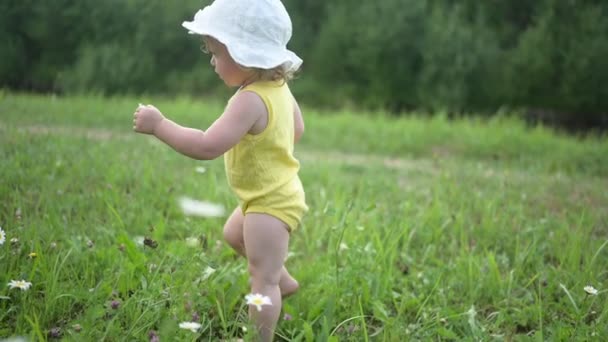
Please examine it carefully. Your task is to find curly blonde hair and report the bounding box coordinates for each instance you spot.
[248,65,297,82]
[200,37,298,83]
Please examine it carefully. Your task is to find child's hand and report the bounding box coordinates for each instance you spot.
[133,103,165,135]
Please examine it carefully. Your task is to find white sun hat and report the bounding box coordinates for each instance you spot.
[182,0,302,72]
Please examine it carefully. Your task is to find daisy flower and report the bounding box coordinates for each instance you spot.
[584,285,598,296]
[245,293,273,312]
[185,237,199,247]
[8,280,33,291]
[133,235,145,246]
[0,226,5,245]
[179,321,202,332]
[201,266,216,281]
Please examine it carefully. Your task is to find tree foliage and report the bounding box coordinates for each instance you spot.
[1,0,607,124]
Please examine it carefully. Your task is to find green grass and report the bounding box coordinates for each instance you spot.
[1,92,607,341]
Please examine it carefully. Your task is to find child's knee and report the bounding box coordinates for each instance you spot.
[247,262,281,286]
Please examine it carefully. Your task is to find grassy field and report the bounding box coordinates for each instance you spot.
[1,92,607,341]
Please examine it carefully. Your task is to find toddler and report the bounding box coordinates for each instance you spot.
[132,0,307,340]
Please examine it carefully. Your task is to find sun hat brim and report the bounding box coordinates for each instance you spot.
[226,44,302,72]
[182,10,302,72]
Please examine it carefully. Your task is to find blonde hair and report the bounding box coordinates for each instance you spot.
[200,37,298,83]
[248,65,297,82]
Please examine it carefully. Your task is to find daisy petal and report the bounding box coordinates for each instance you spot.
[584,285,598,295]
[179,321,202,332]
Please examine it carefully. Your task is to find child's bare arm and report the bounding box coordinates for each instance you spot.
[293,99,304,143]
[133,92,265,160]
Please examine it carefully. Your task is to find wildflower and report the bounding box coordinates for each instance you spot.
[584,285,598,296]
[110,300,121,309]
[0,226,5,245]
[178,321,202,332]
[191,311,200,322]
[134,236,145,246]
[28,252,38,258]
[87,240,94,248]
[50,241,57,249]
[8,280,32,291]
[148,330,160,342]
[178,196,225,218]
[72,324,82,332]
[185,237,199,247]
[48,327,62,339]
[245,293,272,312]
[202,266,216,280]
[283,313,293,321]
[10,237,19,244]
[195,166,207,174]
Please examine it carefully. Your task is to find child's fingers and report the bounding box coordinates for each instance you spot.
[133,104,142,132]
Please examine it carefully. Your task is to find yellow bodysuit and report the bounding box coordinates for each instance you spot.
[224,80,308,231]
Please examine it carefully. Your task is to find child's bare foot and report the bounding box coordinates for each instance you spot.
[280,268,299,298]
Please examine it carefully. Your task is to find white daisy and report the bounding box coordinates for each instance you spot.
[179,321,202,332]
[584,285,598,295]
[0,226,5,245]
[202,266,216,280]
[185,237,199,247]
[133,236,145,246]
[178,197,225,218]
[7,280,32,291]
[245,293,273,312]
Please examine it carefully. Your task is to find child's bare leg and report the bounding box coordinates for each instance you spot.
[243,213,289,342]
[223,207,299,297]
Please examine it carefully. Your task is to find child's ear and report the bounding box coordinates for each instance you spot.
[199,38,208,53]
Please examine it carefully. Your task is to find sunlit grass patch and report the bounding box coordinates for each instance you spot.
[1,94,607,340]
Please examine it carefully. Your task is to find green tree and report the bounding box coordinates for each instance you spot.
[312,0,427,111]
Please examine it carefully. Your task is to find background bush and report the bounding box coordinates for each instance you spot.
[1,0,607,127]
